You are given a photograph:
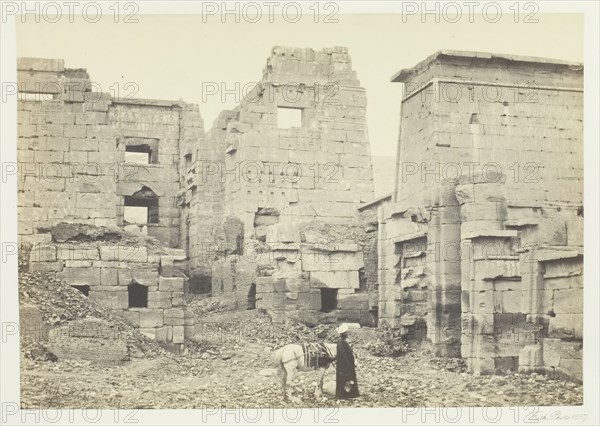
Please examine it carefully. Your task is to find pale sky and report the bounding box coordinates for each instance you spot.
[16,13,583,157]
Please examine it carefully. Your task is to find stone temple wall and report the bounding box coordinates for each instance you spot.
[26,224,194,350]
[17,57,204,249]
[17,58,199,348]
[17,47,377,336]
[197,46,376,324]
[377,51,583,380]
[17,50,584,377]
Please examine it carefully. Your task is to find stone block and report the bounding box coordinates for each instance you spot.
[88,285,125,292]
[542,338,562,367]
[461,202,504,222]
[29,245,57,262]
[310,271,359,289]
[272,277,309,293]
[558,358,583,382]
[100,245,148,262]
[30,260,64,273]
[274,258,302,275]
[57,267,100,285]
[158,276,184,292]
[148,292,172,309]
[65,260,93,268]
[164,308,185,326]
[121,310,140,327]
[266,222,300,243]
[548,314,582,339]
[301,248,364,272]
[118,268,159,286]
[454,184,474,204]
[69,137,98,152]
[184,324,195,339]
[183,309,195,324]
[256,292,274,310]
[496,289,524,313]
[101,268,119,285]
[461,220,502,236]
[139,328,156,340]
[255,277,274,293]
[543,257,583,279]
[159,254,186,277]
[139,309,164,328]
[173,326,184,344]
[155,326,166,342]
[338,293,367,311]
[89,291,128,309]
[64,125,87,138]
[172,292,184,307]
[551,288,582,314]
[473,183,506,202]
[536,217,568,246]
[561,341,583,359]
[297,291,321,310]
[474,259,520,280]
[18,58,64,72]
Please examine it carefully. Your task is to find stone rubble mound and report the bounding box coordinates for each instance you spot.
[19,270,167,360]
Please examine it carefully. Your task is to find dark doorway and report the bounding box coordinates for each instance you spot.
[320,288,338,313]
[247,283,256,310]
[128,282,148,308]
[188,272,212,295]
[71,285,90,297]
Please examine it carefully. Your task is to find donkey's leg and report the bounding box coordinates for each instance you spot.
[280,365,288,401]
[314,366,327,398]
[284,365,298,402]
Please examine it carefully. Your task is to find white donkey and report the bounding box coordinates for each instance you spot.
[273,342,337,401]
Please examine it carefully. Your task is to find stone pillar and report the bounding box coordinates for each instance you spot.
[457,172,511,373]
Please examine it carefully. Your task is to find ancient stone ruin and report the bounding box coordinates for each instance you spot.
[366,51,583,380]
[17,48,583,379]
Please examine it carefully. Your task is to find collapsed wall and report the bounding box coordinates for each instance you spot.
[25,224,194,350]
[194,46,376,324]
[17,57,204,249]
[17,58,199,347]
[377,51,583,380]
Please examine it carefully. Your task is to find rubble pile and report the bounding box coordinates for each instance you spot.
[19,270,167,359]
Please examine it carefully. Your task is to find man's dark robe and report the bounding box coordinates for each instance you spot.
[336,337,359,399]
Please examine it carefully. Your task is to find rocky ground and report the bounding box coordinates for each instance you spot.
[19,271,583,409]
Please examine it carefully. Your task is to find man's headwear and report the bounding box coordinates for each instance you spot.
[337,324,349,334]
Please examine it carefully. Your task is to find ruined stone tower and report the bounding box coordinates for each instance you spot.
[186,46,376,324]
[376,51,583,379]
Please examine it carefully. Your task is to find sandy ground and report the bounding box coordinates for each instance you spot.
[20,310,583,409]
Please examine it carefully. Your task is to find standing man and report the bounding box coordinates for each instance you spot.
[335,324,360,399]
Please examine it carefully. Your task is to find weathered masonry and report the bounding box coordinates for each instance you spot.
[16,49,584,380]
[182,46,376,325]
[17,47,377,344]
[374,51,583,380]
[17,57,200,350]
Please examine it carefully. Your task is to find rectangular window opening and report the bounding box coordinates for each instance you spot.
[123,206,148,224]
[184,153,192,170]
[124,196,159,224]
[277,106,303,129]
[125,140,158,164]
[320,288,338,313]
[124,150,150,164]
